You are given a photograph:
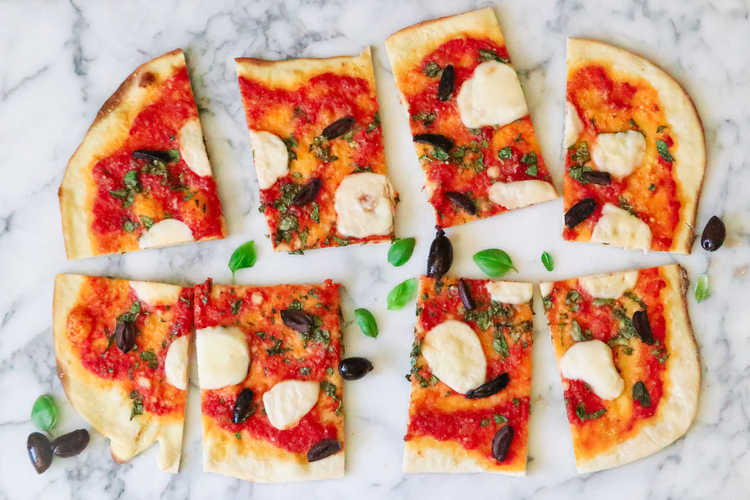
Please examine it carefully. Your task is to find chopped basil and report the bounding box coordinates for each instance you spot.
[266,336,291,356]
[632,381,651,407]
[299,367,311,376]
[493,328,510,357]
[497,146,512,162]
[649,183,657,191]
[656,139,674,162]
[521,152,538,176]
[569,141,591,164]
[309,135,337,162]
[422,61,441,77]
[568,163,593,183]
[310,202,320,223]
[593,298,615,307]
[624,291,647,309]
[366,112,380,133]
[542,294,553,311]
[478,48,509,63]
[575,403,605,421]
[429,146,450,162]
[139,215,154,229]
[282,134,298,162]
[129,390,144,420]
[565,289,581,312]
[117,301,141,323]
[122,219,138,232]
[231,299,242,315]
[480,418,489,427]
[139,350,158,370]
[320,380,338,399]
[570,320,588,342]
[493,414,508,424]
[618,196,638,217]
[656,124,667,133]
[412,111,436,125]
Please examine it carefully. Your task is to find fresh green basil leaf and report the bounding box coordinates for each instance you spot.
[354,308,378,338]
[541,251,554,271]
[228,241,257,277]
[472,249,517,277]
[632,381,651,407]
[31,394,58,433]
[388,237,416,267]
[656,139,674,162]
[695,274,710,302]
[387,278,418,310]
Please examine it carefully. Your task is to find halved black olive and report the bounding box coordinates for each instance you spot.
[445,191,477,215]
[292,178,322,206]
[338,357,373,380]
[581,170,611,185]
[701,216,726,252]
[426,227,453,279]
[51,429,89,458]
[114,321,136,353]
[458,279,476,311]
[466,373,510,399]
[232,389,255,424]
[491,425,514,462]
[632,310,655,345]
[27,432,53,474]
[564,197,596,228]
[132,149,176,163]
[322,116,355,140]
[307,438,342,462]
[413,133,454,152]
[281,309,313,334]
[438,64,454,101]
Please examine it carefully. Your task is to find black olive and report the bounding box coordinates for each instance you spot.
[632,310,655,345]
[413,133,454,152]
[131,149,176,163]
[701,216,726,252]
[438,64,454,101]
[307,438,342,462]
[280,309,313,334]
[322,116,355,140]
[445,191,477,215]
[491,425,514,462]
[465,373,510,399]
[564,197,596,228]
[581,170,611,185]
[232,389,255,424]
[458,279,476,311]
[114,321,136,353]
[27,432,53,474]
[51,429,90,458]
[292,178,322,206]
[338,357,373,380]
[426,227,453,279]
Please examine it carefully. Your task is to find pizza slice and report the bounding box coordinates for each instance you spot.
[60,49,226,259]
[193,278,345,482]
[53,274,192,472]
[404,276,534,475]
[236,48,396,252]
[541,265,700,472]
[563,38,705,253]
[386,8,557,228]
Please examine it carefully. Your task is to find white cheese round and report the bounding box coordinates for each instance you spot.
[129,281,181,306]
[563,101,584,148]
[262,380,320,430]
[248,130,289,190]
[457,61,529,128]
[578,271,639,299]
[591,130,646,178]
[488,180,557,210]
[178,117,213,177]
[138,219,195,249]
[591,203,652,251]
[334,172,395,238]
[485,281,533,305]
[164,335,190,390]
[560,340,624,400]
[195,326,250,390]
[421,320,486,395]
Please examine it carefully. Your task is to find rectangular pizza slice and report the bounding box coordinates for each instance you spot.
[541,265,700,472]
[193,278,345,482]
[236,48,396,252]
[386,8,557,228]
[53,274,192,472]
[403,276,533,475]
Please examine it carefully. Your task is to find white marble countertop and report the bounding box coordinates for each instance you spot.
[1,0,748,498]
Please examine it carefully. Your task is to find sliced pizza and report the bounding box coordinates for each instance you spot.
[404,276,534,475]
[236,48,395,252]
[60,49,226,259]
[541,265,700,472]
[193,278,345,482]
[53,274,192,472]
[386,8,557,228]
[563,38,705,253]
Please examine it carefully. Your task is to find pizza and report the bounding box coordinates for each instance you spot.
[385,8,557,228]
[236,48,396,252]
[541,264,700,472]
[193,278,345,482]
[60,49,226,259]
[53,274,193,472]
[403,276,534,475]
[563,38,705,253]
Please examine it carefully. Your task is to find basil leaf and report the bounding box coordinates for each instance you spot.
[521,152,538,177]
[541,251,554,271]
[695,274,710,302]
[497,146,512,161]
[571,320,585,341]
[354,308,378,338]
[493,329,509,357]
[656,139,674,162]
[139,350,158,370]
[139,215,154,229]
[478,49,509,63]
[575,403,606,421]
[31,395,59,433]
[493,414,508,424]
[228,241,257,277]
[423,61,441,77]
[387,278,418,310]
[632,381,651,407]
[472,249,517,277]
[388,237,416,267]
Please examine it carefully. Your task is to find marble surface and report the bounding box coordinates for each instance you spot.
[1,0,749,498]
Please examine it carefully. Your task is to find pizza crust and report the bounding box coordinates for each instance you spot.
[404,436,525,476]
[567,39,706,254]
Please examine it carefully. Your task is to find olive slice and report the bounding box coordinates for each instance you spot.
[445,191,477,215]
[338,357,374,380]
[280,309,313,334]
[322,116,355,140]
[581,170,611,185]
[457,279,476,311]
[413,133,455,152]
[438,64,454,101]
[232,389,255,424]
[466,373,510,399]
[114,321,136,353]
[564,197,596,228]
[632,310,655,345]
[426,227,453,279]
[292,178,322,206]
[701,215,726,252]
[27,432,53,474]
[131,149,176,163]
[491,425,514,462]
[307,438,342,462]
[51,429,89,458]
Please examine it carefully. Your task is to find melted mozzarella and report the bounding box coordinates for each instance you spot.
[488,180,557,210]
[539,282,554,297]
[262,380,320,430]
[164,335,190,390]
[334,173,395,238]
[129,281,181,306]
[578,271,639,299]
[421,320,486,394]
[457,61,528,128]
[563,101,584,148]
[138,219,194,249]
[178,117,212,177]
[591,203,652,251]
[560,340,624,400]
[196,326,250,390]
[485,281,533,305]
[591,130,646,178]
[248,130,289,189]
